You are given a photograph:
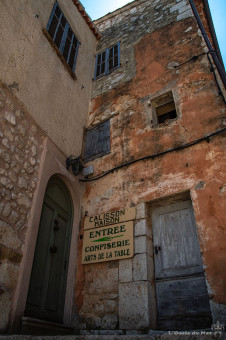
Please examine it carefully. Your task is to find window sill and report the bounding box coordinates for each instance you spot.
[93,65,121,81]
[83,150,111,164]
[152,118,178,128]
[42,29,77,80]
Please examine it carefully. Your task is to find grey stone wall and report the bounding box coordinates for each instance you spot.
[79,203,155,330]
[0,83,44,331]
[119,203,155,330]
[0,333,225,339]
[91,0,193,99]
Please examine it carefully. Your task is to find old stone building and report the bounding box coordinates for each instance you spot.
[0,0,99,333]
[0,0,225,337]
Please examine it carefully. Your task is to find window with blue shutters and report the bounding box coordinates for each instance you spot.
[47,2,79,72]
[94,42,120,80]
[83,120,111,163]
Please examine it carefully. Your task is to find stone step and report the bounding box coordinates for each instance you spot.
[0,331,225,340]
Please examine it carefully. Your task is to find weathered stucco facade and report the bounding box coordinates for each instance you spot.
[0,0,225,336]
[76,0,226,332]
[0,0,97,156]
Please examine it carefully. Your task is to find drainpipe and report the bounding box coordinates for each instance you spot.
[189,0,226,89]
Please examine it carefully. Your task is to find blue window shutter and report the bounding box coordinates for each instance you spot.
[46,2,79,72]
[94,50,106,79]
[117,41,120,68]
[72,40,79,72]
[99,119,110,153]
[94,54,98,80]
[84,120,111,163]
[84,128,97,161]
[59,22,69,54]
[105,48,110,75]
[100,51,105,76]
[46,1,57,31]
[67,33,74,64]
[52,12,62,42]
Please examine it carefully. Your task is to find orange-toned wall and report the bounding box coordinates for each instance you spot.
[77,0,226,328]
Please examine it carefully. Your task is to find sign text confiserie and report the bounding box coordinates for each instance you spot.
[82,221,134,264]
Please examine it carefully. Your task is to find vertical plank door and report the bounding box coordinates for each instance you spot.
[25,177,72,323]
[152,200,212,330]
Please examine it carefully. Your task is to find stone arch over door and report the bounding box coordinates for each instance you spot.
[25,175,73,323]
[11,139,82,331]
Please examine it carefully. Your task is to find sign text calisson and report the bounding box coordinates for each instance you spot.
[82,207,135,264]
[84,207,135,230]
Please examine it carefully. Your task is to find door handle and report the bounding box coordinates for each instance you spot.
[50,245,57,254]
[154,245,161,254]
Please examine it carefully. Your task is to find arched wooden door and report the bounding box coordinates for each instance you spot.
[25,176,73,323]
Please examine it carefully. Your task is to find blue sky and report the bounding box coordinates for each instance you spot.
[81,0,226,68]
[82,0,133,20]
[208,0,226,68]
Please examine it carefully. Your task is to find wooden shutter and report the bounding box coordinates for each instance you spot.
[117,41,120,68]
[46,1,79,72]
[94,50,107,79]
[153,200,212,330]
[59,21,69,54]
[46,2,58,32]
[83,120,111,163]
[108,42,120,73]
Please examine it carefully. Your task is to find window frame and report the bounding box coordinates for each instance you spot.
[46,1,80,73]
[94,42,120,80]
[151,91,178,126]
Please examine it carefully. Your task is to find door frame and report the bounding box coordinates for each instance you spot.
[25,175,73,322]
[10,138,82,330]
[152,199,212,330]
[152,200,204,279]
[146,191,212,329]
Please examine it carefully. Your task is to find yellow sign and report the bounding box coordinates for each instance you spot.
[84,207,136,230]
[82,221,134,264]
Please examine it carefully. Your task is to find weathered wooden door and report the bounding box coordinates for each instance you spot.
[152,200,212,330]
[25,177,73,322]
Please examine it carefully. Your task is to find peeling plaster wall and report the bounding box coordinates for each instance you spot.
[78,0,226,330]
[91,0,193,102]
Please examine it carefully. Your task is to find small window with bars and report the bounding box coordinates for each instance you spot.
[94,42,120,80]
[47,1,79,72]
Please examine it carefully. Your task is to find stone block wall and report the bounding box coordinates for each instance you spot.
[0,82,44,331]
[77,203,156,330]
[118,203,155,330]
